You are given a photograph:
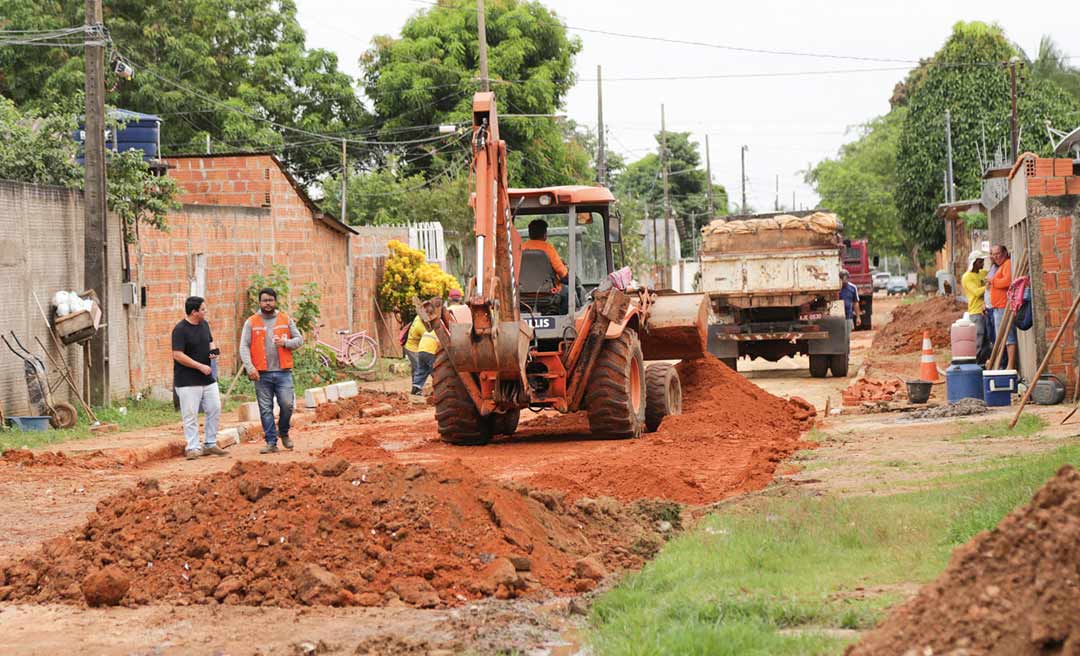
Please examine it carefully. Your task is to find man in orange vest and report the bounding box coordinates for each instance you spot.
[240,287,304,453]
[522,219,570,312]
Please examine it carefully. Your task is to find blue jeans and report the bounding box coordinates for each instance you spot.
[991,307,1017,347]
[412,352,435,395]
[254,370,294,446]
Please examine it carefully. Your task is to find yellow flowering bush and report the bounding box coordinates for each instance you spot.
[379,240,462,321]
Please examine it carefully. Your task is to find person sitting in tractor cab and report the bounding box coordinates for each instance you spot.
[521,219,570,313]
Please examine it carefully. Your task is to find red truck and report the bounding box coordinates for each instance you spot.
[842,238,875,331]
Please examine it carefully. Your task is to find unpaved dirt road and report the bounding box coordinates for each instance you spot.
[0,294,967,656]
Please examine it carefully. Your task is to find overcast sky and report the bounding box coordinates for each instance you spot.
[294,0,1078,213]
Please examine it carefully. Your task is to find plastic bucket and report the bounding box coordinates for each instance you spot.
[983,369,1018,407]
[6,416,51,432]
[906,380,933,404]
[946,363,984,404]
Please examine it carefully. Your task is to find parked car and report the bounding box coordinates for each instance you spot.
[872,272,890,291]
[886,276,911,296]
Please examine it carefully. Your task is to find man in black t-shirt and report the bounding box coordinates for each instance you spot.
[172,296,227,460]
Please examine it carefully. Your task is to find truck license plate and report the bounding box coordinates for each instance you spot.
[525,317,554,329]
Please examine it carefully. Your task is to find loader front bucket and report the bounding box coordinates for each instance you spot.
[640,292,710,361]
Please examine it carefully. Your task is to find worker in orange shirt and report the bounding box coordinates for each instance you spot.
[522,219,571,312]
[988,244,1016,371]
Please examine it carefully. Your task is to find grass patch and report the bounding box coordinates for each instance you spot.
[956,414,1047,441]
[588,444,1080,655]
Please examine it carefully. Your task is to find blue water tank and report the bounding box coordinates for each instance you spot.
[946,362,983,404]
[77,108,161,163]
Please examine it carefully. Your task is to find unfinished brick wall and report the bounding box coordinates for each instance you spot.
[1020,155,1080,390]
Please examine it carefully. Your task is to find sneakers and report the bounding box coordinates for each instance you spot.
[280,434,294,450]
[259,444,279,454]
[202,445,228,457]
[184,449,202,460]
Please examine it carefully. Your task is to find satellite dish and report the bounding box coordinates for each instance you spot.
[1048,123,1080,157]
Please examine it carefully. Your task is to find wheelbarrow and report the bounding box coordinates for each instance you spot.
[1,331,78,429]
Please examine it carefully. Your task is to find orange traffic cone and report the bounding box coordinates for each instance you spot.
[919,330,939,382]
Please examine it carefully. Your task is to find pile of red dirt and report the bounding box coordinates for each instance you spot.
[0,459,666,609]
[871,296,964,355]
[842,377,904,406]
[514,357,816,504]
[314,390,417,422]
[848,465,1080,656]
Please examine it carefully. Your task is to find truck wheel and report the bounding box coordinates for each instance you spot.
[586,329,646,439]
[491,408,520,436]
[829,353,850,377]
[720,357,737,371]
[432,350,492,445]
[644,363,682,433]
[809,355,829,378]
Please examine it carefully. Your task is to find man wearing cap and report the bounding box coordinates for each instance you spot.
[962,251,989,363]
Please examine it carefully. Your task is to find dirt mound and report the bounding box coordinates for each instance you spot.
[517,357,815,504]
[314,390,417,422]
[871,296,964,355]
[0,460,665,608]
[848,465,1080,655]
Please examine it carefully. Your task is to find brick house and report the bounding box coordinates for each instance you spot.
[983,153,1079,387]
[127,153,405,393]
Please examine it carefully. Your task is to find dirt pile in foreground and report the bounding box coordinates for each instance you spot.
[515,357,815,504]
[871,296,963,355]
[848,465,1080,655]
[0,459,668,608]
[1,449,121,470]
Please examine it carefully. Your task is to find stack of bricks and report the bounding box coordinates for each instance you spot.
[1024,157,1080,197]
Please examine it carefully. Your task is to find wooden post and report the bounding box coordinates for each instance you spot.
[84,0,110,405]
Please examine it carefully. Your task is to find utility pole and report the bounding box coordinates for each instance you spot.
[945,109,955,203]
[792,190,796,211]
[341,139,347,223]
[661,104,672,287]
[740,145,748,214]
[1008,57,1020,163]
[84,0,109,406]
[705,134,715,219]
[775,174,780,211]
[596,65,606,186]
[476,0,490,92]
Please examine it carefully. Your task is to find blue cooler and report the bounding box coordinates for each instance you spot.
[946,362,983,403]
[982,369,1018,407]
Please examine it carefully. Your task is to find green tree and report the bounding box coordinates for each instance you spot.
[107,149,180,241]
[360,0,591,187]
[0,0,367,182]
[896,21,1080,253]
[0,95,82,186]
[615,132,728,257]
[1030,36,1080,105]
[808,108,915,259]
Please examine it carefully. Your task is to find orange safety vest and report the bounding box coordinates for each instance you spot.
[248,312,294,371]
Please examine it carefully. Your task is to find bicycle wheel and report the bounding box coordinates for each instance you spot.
[346,335,379,371]
[314,345,336,370]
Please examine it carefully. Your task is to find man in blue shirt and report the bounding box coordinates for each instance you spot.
[839,270,861,331]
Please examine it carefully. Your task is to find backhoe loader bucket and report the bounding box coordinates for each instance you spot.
[640,292,710,361]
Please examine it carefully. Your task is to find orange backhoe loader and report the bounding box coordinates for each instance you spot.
[417,91,710,445]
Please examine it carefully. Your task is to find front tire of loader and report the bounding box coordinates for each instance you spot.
[432,350,492,446]
[645,363,682,433]
[809,354,829,378]
[586,329,646,439]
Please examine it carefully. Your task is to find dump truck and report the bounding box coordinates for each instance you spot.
[698,210,850,378]
[417,91,710,445]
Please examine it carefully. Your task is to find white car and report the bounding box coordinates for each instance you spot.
[872,272,890,291]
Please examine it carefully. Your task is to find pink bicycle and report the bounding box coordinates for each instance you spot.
[312,324,379,372]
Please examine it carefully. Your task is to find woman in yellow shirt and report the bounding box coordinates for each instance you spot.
[960,251,988,363]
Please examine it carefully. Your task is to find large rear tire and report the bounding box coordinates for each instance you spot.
[829,353,850,378]
[809,354,829,378]
[644,363,682,433]
[586,330,646,439]
[432,350,492,445]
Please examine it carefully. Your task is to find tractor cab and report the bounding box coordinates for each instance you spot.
[510,185,620,349]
